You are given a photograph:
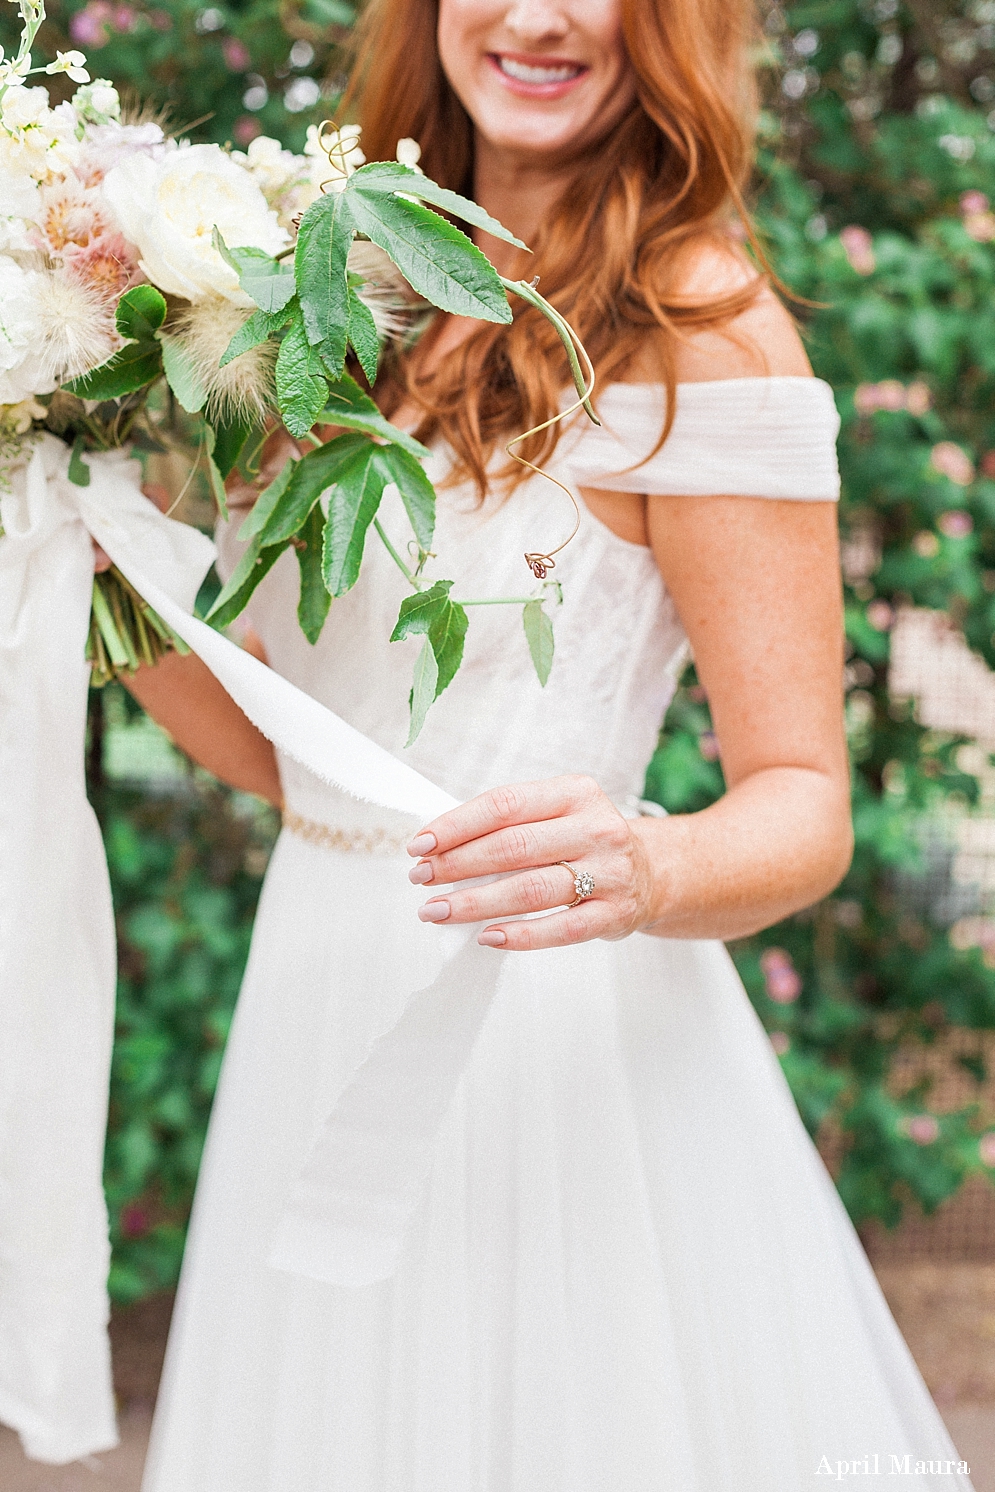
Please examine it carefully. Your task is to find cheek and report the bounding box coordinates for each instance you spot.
[436,0,496,79]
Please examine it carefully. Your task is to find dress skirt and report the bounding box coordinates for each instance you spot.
[141,827,972,1491]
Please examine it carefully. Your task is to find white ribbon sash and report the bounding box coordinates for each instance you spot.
[0,436,501,1462]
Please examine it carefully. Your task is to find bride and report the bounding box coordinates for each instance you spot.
[117,0,972,1486]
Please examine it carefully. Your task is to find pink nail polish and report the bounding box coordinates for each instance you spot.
[478,929,506,948]
[407,832,437,857]
[418,900,450,923]
[408,862,434,885]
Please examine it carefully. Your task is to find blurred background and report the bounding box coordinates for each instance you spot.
[7,0,995,1484]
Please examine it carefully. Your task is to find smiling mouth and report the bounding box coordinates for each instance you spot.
[493,55,587,87]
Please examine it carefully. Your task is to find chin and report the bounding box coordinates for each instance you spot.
[474,102,589,159]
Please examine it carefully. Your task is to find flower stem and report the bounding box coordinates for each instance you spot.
[374,518,416,585]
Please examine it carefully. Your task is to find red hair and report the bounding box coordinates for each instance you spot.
[345,0,765,491]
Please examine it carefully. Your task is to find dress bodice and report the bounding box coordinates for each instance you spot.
[216,377,840,826]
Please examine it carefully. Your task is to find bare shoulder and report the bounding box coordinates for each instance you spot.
[626,239,812,384]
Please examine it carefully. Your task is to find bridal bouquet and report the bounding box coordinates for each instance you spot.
[0,0,594,739]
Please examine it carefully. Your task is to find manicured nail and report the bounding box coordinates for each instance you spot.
[418,899,450,923]
[478,929,507,948]
[408,861,434,885]
[407,832,437,857]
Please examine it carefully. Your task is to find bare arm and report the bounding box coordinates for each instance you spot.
[403,258,852,948]
[122,643,283,808]
[93,452,287,808]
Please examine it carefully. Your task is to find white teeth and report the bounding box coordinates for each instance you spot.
[498,56,582,85]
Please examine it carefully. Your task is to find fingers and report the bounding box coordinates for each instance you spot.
[418,862,586,925]
[479,904,613,952]
[407,775,601,861]
[92,539,112,574]
[409,817,589,887]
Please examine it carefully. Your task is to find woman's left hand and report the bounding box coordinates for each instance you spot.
[406,774,656,951]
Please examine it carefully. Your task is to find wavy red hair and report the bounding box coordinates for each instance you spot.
[344,0,766,491]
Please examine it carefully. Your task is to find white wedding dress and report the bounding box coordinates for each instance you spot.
[141,378,973,1491]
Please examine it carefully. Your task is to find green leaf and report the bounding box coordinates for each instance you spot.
[390,578,466,696]
[320,373,429,458]
[406,636,439,746]
[523,599,554,686]
[66,342,163,400]
[344,190,512,324]
[320,442,388,596]
[213,229,296,312]
[220,303,296,368]
[203,426,229,520]
[206,534,290,629]
[390,579,453,641]
[159,336,206,413]
[296,502,332,644]
[208,412,254,480]
[247,273,297,314]
[238,455,298,540]
[294,190,355,376]
[276,315,330,438]
[347,162,528,249]
[302,0,354,22]
[254,432,371,545]
[115,284,167,341]
[68,433,91,487]
[347,286,380,385]
[377,443,435,551]
[428,593,467,695]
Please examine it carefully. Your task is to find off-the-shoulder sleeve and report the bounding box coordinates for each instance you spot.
[563,376,841,500]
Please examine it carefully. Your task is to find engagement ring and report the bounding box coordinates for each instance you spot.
[555,861,596,908]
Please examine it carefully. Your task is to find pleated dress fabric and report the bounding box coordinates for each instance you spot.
[141,379,974,1491]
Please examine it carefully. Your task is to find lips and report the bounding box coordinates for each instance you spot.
[488,52,589,97]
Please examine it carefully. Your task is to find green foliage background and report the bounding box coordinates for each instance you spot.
[47,0,995,1293]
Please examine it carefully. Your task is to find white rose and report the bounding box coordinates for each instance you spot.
[0,256,56,404]
[102,142,290,304]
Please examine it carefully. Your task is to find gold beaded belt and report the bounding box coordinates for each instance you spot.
[282,808,410,856]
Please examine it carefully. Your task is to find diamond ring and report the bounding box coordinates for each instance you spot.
[554,861,596,908]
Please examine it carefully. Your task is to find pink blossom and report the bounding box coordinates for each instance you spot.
[905,381,932,417]
[960,190,989,216]
[840,225,876,275]
[233,115,262,146]
[223,38,251,71]
[112,5,135,30]
[937,509,973,538]
[901,1114,940,1145]
[854,380,929,416]
[865,600,894,632]
[979,1132,995,1167]
[770,1031,791,1056]
[120,1204,150,1238]
[930,441,975,486]
[62,232,141,297]
[761,948,802,1003]
[69,9,109,46]
[150,8,172,26]
[876,379,905,411]
[698,730,720,761]
[965,212,995,243]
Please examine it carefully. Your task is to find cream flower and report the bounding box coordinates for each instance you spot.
[102,142,289,304]
[0,85,79,180]
[46,50,90,84]
[396,137,423,173]
[0,256,56,405]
